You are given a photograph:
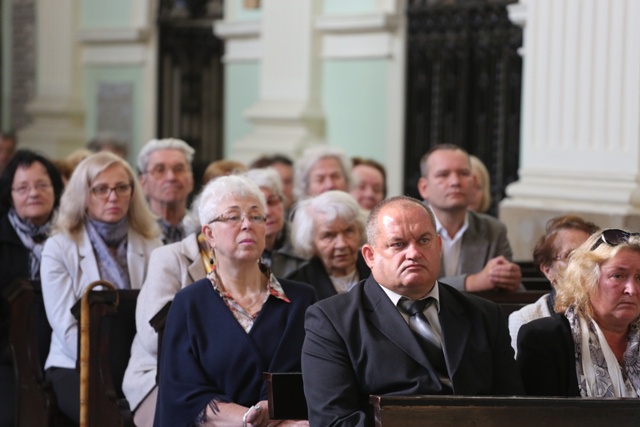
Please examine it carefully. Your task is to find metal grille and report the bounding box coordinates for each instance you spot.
[404,0,522,215]
[157,0,225,187]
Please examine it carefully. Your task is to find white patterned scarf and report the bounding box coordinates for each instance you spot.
[8,207,51,280]
[565,306,640,397]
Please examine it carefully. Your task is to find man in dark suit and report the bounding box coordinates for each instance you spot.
[301,196,523,426]
[417,144,521,292]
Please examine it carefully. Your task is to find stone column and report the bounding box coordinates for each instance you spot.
[223,0,324,163]
[501,0,640,260]
[18,0,84,158]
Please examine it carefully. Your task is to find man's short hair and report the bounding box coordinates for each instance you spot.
[419,143,470,178]
[366,196,436,246]
[137,138,195,174]
[87,132,128,157]
[250,154,294,169]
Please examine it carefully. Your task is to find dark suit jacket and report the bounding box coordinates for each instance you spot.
[286,253,371,300]
[302,276,523,426]
[438,210,514,291]
[516,314,579,397]
[154,277,317,427]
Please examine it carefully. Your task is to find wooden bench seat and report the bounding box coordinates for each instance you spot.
[473,290,548,317]
[369,395,640,427]
[264,372,640,426]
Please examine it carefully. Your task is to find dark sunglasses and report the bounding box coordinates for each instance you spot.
[590,229,640,251]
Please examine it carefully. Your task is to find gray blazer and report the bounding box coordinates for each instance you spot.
[41,228,161,371]
[123,232,207,411]
[438,210,514,290]
[302,276,523,426]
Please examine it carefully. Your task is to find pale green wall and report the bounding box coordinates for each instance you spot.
[232,0,262,21]
[82,0,130,27]
[322,59,388,164]
[84,66,144,165]
[1,0,11,130]
[224,62,261,156]
[323,0,377,15]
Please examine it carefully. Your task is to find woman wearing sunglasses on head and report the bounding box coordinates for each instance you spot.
[517,229,640,397]
[41,152,161,424]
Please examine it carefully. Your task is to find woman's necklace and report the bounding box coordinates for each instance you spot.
[241,290,266,312]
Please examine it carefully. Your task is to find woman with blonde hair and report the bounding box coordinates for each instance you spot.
[41,152,161,423]
[518,229,640,397]
[508,215,599,353]
[468,155,491,213]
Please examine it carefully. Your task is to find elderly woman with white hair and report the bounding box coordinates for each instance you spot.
[293,145,352,201]
[244,167,305,277]
[41,152,162,424]
[155,175,315,427]
[287,190,370,300]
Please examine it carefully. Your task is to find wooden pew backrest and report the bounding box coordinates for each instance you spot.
[72,286,138,427]
[369,395,640,427]
[5,278,57,427]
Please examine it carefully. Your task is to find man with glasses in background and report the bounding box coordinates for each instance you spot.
[137,138,195,244]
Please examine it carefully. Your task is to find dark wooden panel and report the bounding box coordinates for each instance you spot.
[263,372,308,421]
[371,395,640,427]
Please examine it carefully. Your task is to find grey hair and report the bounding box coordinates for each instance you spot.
[293,145,353,201]
[366,196,436,246]
[243,167,284,200]
[290,190,366,259]
[53,152,160,239]
[136,138,195,173]
[198,175,266,226]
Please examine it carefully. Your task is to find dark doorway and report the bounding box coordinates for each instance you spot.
[403,0,522,216]
[157,0,225,190]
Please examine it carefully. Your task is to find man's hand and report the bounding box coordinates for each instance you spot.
[464,256,522,292]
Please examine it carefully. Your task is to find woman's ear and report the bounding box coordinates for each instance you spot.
[540,263,556,285]
[202,224,215,248]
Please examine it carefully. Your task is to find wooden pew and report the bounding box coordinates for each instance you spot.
[473,290,548,317]
[264,373,640,425]
[72,283,138,427]
[369,395,640,427]
[4,278,73,427]
[516,260,552,291]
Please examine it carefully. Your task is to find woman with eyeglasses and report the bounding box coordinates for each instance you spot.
[517,228,640,397]
[508,215,600,354]
[155,175,315,427]
[41,152,161,424]
[244,168,305,278]
[0,150,64,426]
